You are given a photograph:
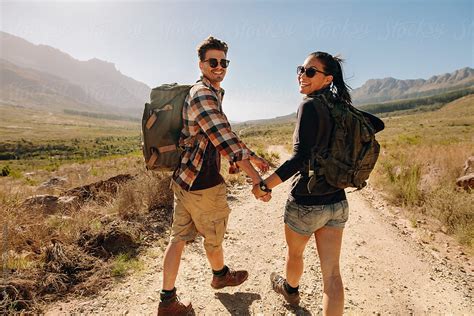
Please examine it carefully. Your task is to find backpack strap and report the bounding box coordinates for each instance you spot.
[306,94,337,177]
[145,104,174,130]
[146,145,179,169]
[146,150,159,169]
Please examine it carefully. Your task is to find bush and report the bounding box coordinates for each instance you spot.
[380,156,423,206]
[1,165,11,176]
[110,253,143,277]
[426,186,473,248]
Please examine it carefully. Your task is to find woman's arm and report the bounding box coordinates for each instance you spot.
[274,100,317,182]
[252,99,318,198]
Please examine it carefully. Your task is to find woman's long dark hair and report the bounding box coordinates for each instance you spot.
[309,51,352,105]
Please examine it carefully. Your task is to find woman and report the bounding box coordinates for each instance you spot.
[253,51,352,315]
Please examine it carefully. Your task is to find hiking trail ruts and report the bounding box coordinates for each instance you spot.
[46,146,472,315]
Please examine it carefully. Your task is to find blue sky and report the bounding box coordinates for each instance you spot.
[1,0,472,121]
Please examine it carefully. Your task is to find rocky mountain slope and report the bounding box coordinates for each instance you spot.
[1,31,150,115]
[352,67,474,105]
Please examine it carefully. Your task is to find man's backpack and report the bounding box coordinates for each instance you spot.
[309,95,384,191]
[141,83,192,170]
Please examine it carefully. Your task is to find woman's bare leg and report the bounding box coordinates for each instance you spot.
[315,226,344,316]
[285,224,311,287]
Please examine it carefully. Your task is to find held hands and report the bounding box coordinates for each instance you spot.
[247,155,271,202]
[252,183,272,202]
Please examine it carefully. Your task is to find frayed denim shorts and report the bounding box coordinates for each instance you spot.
[284,199,349,236]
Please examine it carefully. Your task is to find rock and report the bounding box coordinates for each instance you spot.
[57,195,78,204]
[303,288,313,295]
[456,157,474,190]
[456,174,474,190]
[22,194,59,214]
[462,156,474,175]
[393,166,403,178]
[39,176,68,188]
[62,173,135,203]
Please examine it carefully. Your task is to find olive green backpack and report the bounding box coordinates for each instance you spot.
[308,95,383,191]
[141,83,192,170]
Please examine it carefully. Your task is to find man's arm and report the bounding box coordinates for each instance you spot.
[190,88,263,184]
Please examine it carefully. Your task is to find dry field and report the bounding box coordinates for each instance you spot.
[372,94,473,249]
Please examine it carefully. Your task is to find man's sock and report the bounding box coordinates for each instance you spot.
[160,287,176,302]
[284,281,299,294]
[212,265,229,277]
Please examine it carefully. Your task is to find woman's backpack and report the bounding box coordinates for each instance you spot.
[309,94,384,191]
[141,83,192,170]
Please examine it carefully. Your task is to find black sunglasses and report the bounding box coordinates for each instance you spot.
[297,65,328,78]
[203,58,230,68]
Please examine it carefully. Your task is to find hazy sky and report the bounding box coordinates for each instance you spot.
[1,0,473,121]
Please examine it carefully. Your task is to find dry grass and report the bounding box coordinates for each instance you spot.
[0,155,144,207]
[0,161,174,313]
[372,95,474,249]
[0,105,138,142]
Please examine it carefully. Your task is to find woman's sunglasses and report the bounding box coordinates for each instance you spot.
[203,58,230,68]
[297,65,328,78]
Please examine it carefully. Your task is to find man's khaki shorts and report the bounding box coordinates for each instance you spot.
[170,181,230,252]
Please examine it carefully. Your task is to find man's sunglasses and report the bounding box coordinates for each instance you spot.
[297,65,328,78]
[203,58,230,68]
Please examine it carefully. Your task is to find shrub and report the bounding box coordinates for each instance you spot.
[110,253,143,277]
[426,186,473,248]
[379,155,423,206]
[2,165,11,176]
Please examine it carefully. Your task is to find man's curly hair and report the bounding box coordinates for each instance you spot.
[197,36,228,61]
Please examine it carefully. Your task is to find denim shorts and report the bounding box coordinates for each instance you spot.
[284,199,349,236]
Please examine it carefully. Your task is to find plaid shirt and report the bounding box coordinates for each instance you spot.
[173,76,254,190]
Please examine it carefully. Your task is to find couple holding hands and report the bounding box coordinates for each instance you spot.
[159,36,350,316]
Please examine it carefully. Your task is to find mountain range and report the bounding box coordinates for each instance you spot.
[1,31,472,118]
[351,67,474,105]
[0,31,150,116]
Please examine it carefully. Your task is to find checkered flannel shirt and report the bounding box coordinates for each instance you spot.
[173,76,254,190]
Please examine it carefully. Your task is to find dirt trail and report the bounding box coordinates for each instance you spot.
[46,146,472,315]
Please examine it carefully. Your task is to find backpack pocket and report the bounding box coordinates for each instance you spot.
[321,156,353,188]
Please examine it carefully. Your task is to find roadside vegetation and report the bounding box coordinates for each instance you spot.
[0,157,174,313]
[372,95,473,250]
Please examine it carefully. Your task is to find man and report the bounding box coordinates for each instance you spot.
[158,36,271,315]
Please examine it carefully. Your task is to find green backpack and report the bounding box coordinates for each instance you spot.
[141,83,192,170]
[308,95,383,191]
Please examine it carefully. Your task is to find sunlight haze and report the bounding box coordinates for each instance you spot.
[1,0,472,121]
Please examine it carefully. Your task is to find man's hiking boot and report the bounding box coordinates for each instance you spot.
[270,272,301,306]
[157,293,193,316]
[211,268,248,289]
